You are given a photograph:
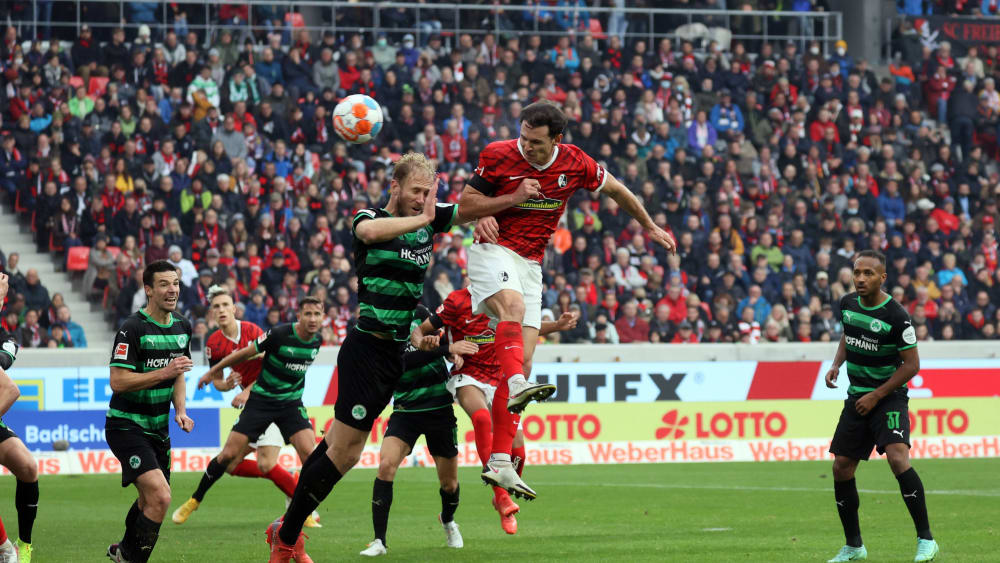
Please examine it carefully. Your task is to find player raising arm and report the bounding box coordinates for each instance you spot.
[824,250,938,563]
[458,101,673,499]
[172,286,313,527]
[269,153,471,562]
[105,261,195,563]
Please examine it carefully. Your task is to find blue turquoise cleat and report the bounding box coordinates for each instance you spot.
[828,545,868,562]
[914,539,939,562]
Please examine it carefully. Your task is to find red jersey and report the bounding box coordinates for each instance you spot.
[433,288,501,386]
[205,320,265,388]
[469,139,608,262]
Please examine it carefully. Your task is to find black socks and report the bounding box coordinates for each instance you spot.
[372,478,393,545]
[834,478,862,547]
[15,479,38,544]
[896,467,933,540]
[279,452,342,546]
[192,457,228,502]
[439,485,459,524]
[123,512,161,563]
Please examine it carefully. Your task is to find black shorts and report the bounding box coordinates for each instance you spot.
[334,328,405,432]
[232,396,312,443]
[105,419,171,487]
[384,408,459,459]
[0,420,17,443]
[830,392,911,461]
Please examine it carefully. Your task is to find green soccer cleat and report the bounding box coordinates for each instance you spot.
[914,539,939,562]
[828,545,868,562]
[15,539,32,563]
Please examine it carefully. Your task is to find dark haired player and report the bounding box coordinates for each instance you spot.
[459,101,675,498]
[173,286,315,527]
[105,260,195,563]
[0,273,38,563]
[268,153,472,561]
[197,296,326,562]
[825,250,939,562]
[359,306,480,557]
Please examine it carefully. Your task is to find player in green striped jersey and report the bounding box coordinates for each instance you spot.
[824,250,938,563]
[105,260,195,563]
[192,296,325,550]
[360,310,480,556]
[271,153,473,561]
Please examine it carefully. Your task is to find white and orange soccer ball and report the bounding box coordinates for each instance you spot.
[332,94,383,144]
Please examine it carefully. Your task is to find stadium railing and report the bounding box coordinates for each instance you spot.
[16,1,842,56]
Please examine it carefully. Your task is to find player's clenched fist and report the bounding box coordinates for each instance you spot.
[164,356,194,380]
[474,216,499,244]
[513,178,541,203]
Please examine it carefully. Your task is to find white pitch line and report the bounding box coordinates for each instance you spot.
[530,482,1000,497]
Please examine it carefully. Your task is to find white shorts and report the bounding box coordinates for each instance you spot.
[467,243,543,329]
[447,374,497,408]
[249,423,284,449]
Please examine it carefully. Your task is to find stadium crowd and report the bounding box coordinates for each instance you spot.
[1,2,1000,347]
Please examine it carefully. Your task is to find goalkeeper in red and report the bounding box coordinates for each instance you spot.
[459,101,675,499]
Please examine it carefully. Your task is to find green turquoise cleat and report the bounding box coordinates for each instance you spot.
[828,545,868,562]
[914,539,939,562]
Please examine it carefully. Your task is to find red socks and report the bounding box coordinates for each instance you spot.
[266,466,298,498]
[230,459,297,498]
[0,515,6,543]
[494,321,525,382]
[491,321,524,457]
[230,459,264,478]
[512,444,526,477]
[470,409,493,466]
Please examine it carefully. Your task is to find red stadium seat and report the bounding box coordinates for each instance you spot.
[66,246,90,271]
[588,18,606,40]
[285,13,305,28]
[107,246,121,259]
[88,76,109,98]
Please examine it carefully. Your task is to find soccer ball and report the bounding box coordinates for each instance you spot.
[332,94,383,144]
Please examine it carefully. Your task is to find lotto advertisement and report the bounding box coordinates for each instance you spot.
[4,360,999,475]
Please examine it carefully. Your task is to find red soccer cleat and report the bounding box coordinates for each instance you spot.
[492,493,520,535]
[266,517,312,563]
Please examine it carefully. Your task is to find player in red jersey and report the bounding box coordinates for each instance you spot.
[411,287,577,534]
[172,286,316,527]
[458,102,675,499]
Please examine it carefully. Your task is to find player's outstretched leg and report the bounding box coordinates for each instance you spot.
[495,321,553,414]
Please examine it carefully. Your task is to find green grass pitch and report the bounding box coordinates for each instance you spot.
[1,459,996,561]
